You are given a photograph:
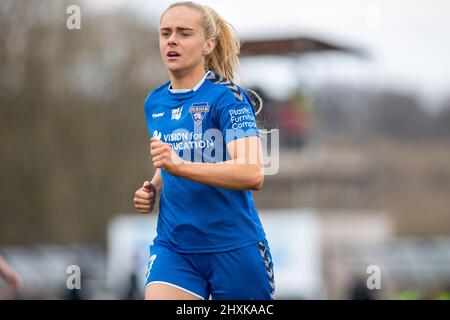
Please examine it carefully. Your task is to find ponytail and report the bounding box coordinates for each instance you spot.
[202,6,240,82]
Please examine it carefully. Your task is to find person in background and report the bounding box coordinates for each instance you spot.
[0,254,22,292]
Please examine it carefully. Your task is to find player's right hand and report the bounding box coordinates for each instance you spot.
[134,181,156,214]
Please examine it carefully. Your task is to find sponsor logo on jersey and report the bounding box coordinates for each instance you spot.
[189,102,210,126]
[171,106,183,120]
[152,130,162,140]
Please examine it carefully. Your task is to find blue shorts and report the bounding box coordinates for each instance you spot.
[145,239,275,300]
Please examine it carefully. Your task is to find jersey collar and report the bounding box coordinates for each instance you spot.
[169,71,211,94]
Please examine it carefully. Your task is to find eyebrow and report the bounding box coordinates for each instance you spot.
[160,27,194,32]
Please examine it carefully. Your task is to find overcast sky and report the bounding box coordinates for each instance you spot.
[87,0,450,110]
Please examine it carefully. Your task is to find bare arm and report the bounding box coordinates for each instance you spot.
[150,136,264,190]
[0,255,22,291]
[150,168,163,193]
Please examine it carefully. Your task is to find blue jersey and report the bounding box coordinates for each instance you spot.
[144,71,266,253]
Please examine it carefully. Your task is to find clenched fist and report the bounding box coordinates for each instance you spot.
[150,138,184,174]
[134,181,157,214]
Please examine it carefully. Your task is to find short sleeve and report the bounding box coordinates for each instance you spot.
[215,92,260,144]
[143,94,153,139]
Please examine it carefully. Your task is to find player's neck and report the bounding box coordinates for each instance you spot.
[168,67,207,90]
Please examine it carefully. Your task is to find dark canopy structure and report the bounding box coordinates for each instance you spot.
[240,36,366,57]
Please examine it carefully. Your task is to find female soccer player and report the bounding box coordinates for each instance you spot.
[133,1,274,300]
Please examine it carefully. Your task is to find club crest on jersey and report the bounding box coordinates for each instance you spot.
[189,102,210,126]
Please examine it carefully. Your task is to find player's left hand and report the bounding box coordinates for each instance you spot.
[150,138,184,175]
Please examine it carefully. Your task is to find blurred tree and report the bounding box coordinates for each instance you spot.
[0,0,165,245]
[433,100,450,137]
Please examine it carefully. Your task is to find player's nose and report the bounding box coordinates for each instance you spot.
[167,33,178,46]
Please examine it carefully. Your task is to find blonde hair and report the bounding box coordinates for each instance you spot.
[161,1,240,81]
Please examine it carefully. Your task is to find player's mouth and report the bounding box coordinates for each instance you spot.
[167,51,181,61]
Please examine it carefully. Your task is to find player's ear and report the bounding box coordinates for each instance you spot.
[203,37,215,55]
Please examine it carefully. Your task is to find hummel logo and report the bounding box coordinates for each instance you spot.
[152,112,164,118]
[171,107,183,120]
